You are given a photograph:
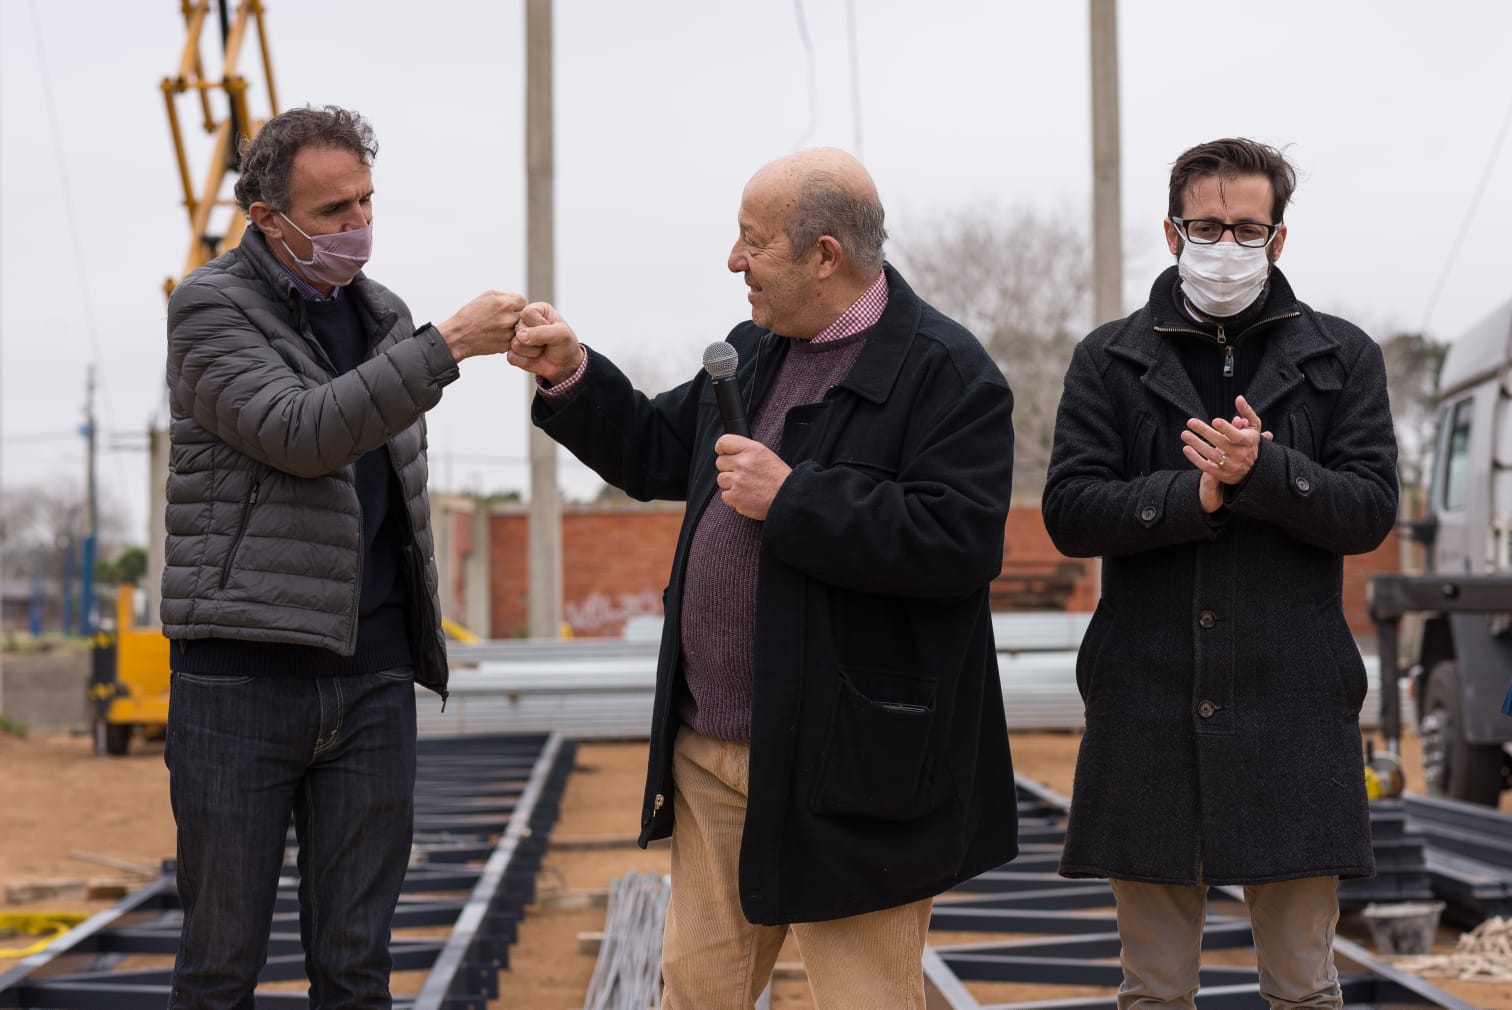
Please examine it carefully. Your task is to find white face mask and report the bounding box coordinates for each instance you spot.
[1178,240,1270,318]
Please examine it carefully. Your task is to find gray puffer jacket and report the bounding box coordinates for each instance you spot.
[162,229,458,695]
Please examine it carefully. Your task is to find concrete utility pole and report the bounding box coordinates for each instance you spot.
[1089,0,1123,327]
[525,0,563,638]
[145,426,170,626]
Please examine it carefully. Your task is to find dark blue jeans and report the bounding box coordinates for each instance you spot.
[164,669,417,1010]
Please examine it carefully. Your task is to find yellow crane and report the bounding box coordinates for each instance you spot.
[162,0,278,292]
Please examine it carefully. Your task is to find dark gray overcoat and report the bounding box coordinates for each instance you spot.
[1042,267,1398,885]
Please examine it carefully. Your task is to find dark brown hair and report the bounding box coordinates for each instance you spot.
[1168,138,1296,223]
[234,105,378,217]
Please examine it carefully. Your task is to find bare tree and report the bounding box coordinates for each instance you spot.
[894,206,1092,498]
[1,481,84,555]
[1,477,131,584]
[615,342,707,397]
[1379,331,1448,492]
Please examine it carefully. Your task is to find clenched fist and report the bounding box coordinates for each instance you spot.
[509,301,585,386]
[437,290,527,361]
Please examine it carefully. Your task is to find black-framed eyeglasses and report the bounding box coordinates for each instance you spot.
[1170,216,1281,248]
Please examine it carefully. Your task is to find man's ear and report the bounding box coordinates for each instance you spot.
[814,234,843,279]
[247,202,282,238]
[1269,223,1287,263]
[1163,218,1182,258]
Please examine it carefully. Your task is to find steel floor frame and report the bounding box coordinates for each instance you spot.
[0,732,576,1010]
[922,776,1478,1010]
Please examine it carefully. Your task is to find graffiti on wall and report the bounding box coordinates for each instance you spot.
[564,589,663,636]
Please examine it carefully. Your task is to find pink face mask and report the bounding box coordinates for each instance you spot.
[279,212,372,288]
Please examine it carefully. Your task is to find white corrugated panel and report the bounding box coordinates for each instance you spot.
[419,617,1408,740]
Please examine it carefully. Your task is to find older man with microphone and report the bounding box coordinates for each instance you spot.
[506,147,1017,1010]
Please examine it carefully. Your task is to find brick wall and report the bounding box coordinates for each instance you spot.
[455,501,1400,639]
[1344,526,1407,640]
[471,502,685,639]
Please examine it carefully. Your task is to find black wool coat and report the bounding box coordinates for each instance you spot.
[1042,267,1398,885]
[534,266,1020,923]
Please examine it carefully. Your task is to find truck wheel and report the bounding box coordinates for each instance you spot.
[93,718,132,757]
[1420,660,1504,805]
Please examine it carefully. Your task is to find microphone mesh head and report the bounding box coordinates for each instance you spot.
[702,340,739,380]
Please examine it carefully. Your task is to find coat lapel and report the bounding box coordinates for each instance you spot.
[1107,308,1207,421]
[1119,266,1330,423]
[1242,309,1336,418]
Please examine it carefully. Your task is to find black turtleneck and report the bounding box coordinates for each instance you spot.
[1168,275,1277,421]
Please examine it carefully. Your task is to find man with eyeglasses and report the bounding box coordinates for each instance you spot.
[1043,138,1398,1008]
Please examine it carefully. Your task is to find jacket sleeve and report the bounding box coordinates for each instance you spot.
[758,374,1014,600]
[1224,335,1399,554]
[531,348,701,503]
[1042,338,1222,558]
[167,282,460,478]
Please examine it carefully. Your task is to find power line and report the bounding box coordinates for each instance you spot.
[790,0,818,151]
[0,431,82,446]
[1420,89,1512,336]
[442,452,534,465]
[27,0,132,500]
[1,430,148,451]
[846,0,864,161]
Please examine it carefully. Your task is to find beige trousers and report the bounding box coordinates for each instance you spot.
[1110,876,1343,1010]
[660,727,933,1010]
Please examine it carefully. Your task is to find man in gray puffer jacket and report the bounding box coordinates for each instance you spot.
[161,105,523,1009]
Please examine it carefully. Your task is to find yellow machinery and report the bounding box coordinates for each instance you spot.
[90,587,171,755]
[90,2,278,755]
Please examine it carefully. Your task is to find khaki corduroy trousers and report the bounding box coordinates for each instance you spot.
[660,727,933,1010]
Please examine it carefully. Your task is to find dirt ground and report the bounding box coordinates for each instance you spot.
[1,726,1509,1008]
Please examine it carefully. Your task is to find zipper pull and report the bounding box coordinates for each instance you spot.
[1223,346,1234,378]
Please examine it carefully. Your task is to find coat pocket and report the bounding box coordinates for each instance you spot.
[218,481,260,590]
[1075,599,1115,701]
[1123,414,1156,477]
[1286,406,1319,460]
[1318,596,1368,711]
[809,665,941,821]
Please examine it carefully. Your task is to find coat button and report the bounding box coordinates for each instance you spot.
[1294,476,1311,493]
[1197,700,1217,718]
[1199,610,1216,629]
[1140,506,1157,522]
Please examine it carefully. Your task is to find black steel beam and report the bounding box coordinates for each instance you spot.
[0,733,575,1010]
[943,953,1257,988]
[922,782,1476,1010]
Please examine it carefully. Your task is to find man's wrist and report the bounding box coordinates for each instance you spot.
[538,347,589,400]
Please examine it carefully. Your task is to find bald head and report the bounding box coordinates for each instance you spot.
[750,147,887,277]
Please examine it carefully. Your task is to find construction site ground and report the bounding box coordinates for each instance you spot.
[1,727,1509,1009]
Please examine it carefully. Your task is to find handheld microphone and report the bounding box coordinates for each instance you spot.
[702,341,749,438]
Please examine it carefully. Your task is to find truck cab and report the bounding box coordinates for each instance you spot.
[1397,296,1512,804]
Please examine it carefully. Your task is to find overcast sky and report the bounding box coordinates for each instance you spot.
[3,1,1510,547]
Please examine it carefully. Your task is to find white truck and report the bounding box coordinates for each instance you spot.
[1371,296,1512,805]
